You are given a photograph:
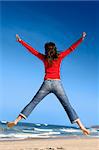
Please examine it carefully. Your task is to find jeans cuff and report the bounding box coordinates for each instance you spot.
[19,113,27,119]
[72,118,79,124]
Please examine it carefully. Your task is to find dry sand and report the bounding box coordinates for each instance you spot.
[0,137,99,150]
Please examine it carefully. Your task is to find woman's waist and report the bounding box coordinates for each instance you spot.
[44,74,61,80]
[45,78,60,80]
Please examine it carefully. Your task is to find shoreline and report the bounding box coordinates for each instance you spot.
[0,135,99,142]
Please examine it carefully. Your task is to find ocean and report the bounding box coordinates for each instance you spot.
[0,121,99,141]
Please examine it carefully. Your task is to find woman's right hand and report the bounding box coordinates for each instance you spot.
[16,34,21,41]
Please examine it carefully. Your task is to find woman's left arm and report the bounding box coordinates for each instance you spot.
[60,32,86,59]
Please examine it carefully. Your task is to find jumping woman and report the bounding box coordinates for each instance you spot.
[7,32,90,135]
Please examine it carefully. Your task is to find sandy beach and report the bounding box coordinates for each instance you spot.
[0,137,99,150]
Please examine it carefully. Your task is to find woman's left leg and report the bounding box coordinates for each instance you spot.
[52,80,90,135]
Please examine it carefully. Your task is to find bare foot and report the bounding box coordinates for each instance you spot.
[7,121,17,128]
[75,119,90,135]
[81,127,90,135]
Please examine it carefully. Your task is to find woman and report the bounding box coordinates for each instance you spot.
[7,32,90,135]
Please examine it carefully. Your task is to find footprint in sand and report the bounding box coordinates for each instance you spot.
[57,147,64,149]
[46,148,55,150]
[38,147,64,150]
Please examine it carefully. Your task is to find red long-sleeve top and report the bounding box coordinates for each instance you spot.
[18,37,83,80]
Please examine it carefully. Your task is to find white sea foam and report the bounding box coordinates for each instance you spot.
[44,124,48,126]
[34,127,53,132]
[0,133,52,139]
[22,129,34,133]
[60,128,81,133]
[1,120,7,124]
[36,124,41,126]
[39,132,60,136]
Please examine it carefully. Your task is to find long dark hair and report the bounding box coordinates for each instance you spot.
[44,42,59,66]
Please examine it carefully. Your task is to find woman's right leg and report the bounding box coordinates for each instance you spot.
[7,81,51,128]
[7,115,23,128]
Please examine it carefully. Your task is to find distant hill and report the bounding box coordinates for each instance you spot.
[91,125,99,129]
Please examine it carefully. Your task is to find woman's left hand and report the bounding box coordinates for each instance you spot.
[82,32,87,39]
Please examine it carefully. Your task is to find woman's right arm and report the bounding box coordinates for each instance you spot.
[16,34,44,61]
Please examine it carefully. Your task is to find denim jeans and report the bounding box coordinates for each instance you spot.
[20,80,79,124]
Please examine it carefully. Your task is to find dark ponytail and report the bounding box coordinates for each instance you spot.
[44,42,59,66]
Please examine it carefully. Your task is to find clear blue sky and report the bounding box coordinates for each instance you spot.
[0,1,98,127]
